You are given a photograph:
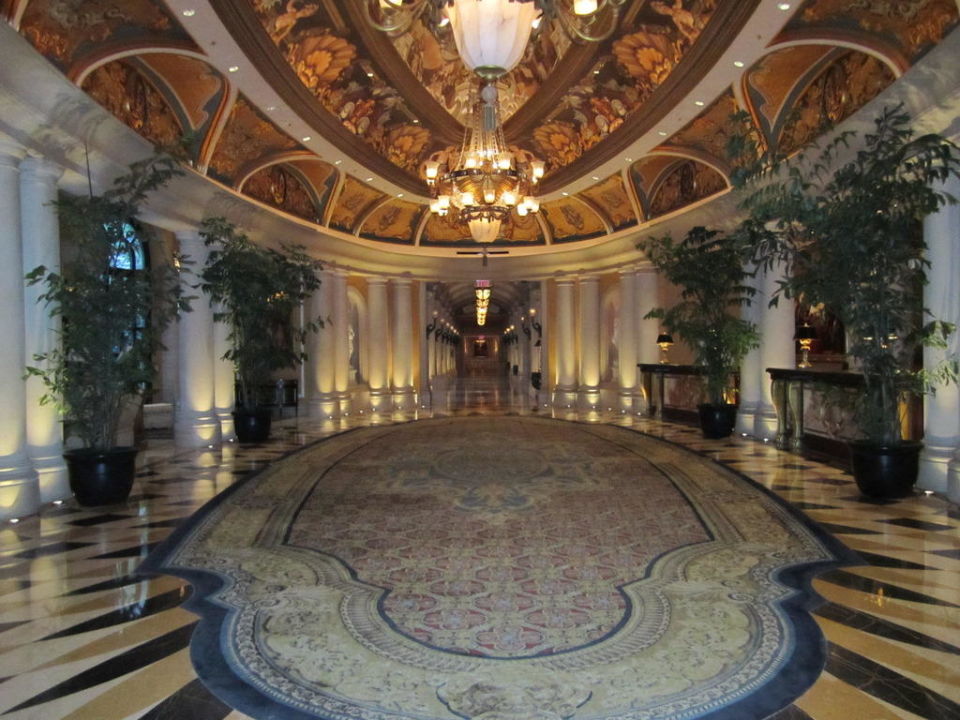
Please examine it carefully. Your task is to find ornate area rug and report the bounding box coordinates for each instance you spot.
[143,417,858,720]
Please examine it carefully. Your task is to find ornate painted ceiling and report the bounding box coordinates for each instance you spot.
[4,0,957,252]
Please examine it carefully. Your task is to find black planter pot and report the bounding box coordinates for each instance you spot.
[698,403,738,439]
[234,407,273,443]
[849,441,922,499]
[64,447,138,507]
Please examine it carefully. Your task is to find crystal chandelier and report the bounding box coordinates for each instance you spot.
[425,84,543,244]
[475,280,492,326]
[365,0,626,79]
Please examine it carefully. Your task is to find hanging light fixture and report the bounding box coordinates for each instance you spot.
[425,83,542,243]
[475,279,492,326]
[364,0,626,79]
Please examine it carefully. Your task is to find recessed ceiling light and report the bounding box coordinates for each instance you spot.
[265,105,276,111]
[228,65,239,73]
[365,177,373,182]
[658,130,668,136]
[694,100,705,106]
[182,9,196,17]
[334,159,342,165]
[366,72,374,78]
[591,175,600,181]
[397,193,404,197]
[593,69,600,75]
[412,119,420,124]
[778,3,791,10]
[733,60,745,68]
[562,191,569,196]
[624,157,633,162]
[301,136,311,142]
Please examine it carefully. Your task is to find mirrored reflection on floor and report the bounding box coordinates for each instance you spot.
[0,378,957,720]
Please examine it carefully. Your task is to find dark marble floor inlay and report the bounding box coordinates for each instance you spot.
[814,601,960,655]
[42,587,190,639]
[136,678,233,720]
[825,643,960,719]
[881,517,955,531]
[818,569,960,608]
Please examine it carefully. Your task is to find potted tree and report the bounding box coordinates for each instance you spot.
[198,217,323,443]
[27,153,189,506]
[639,226,760,438]
[735,105,959,498]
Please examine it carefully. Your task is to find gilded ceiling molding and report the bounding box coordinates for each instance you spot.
[207,0,428,196]
[620,166,645,224]
[772,28,908,77]
[236,150,327,191]
[338,1,462,146]
[412,207,432,247]
[571,194,612,235]
[353,194,394,237]
[644,149,732,185]
[535,213,553,246]
[538,0,761,196]
[197,82,238,174]
[322,170,347,228]
[70,46,214,86]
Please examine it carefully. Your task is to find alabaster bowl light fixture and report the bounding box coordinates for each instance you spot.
[425,83,542,243]
[365,0,626,80]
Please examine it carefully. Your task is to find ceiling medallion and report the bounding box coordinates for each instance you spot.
[425,84,543,243]
[365,0,626,79]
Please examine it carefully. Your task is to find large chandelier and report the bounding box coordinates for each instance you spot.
[365,0,626,79]
[425,84,543,243]
[475,280,492,326]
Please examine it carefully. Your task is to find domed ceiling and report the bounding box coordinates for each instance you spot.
[5,0,957,255]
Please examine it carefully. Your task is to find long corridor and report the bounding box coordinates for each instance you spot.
[0,383,958,719]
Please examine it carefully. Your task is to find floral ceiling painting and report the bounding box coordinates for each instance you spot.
[6,0,959,248]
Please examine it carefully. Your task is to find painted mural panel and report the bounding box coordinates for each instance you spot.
[207,96,301,184]
[242,164,319,223]
[329,175,386,234]
[578,174,637,231]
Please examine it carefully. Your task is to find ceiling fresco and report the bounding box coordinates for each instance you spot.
[6,0,959,250]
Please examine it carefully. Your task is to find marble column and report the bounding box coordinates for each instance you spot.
[0,142,39,519]
[391,278,415,410]
[578,275,601,408]
[174,231,220,448]
[307,269,337,418]
[366,277,390,411]
[736,267,763,436]
[617,269,639,413]
[919,175,960,498]
[754,260,795,441]
[332,270,351,415]
[19,155,69,502]
[554,277,577,406]
[212,303,235,441]
[635,269,660,412]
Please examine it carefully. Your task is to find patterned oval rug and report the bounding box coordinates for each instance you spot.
[143,416,857,720]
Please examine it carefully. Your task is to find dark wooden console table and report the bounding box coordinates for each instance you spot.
[766,368,863,453]
[638,364,740,420]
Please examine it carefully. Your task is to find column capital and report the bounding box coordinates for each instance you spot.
[366,275,388,287]
[554,276,575,287]
[20,155,63,185]
[390,276,413,287]
[578,274,600,285]
[0,137,25,169]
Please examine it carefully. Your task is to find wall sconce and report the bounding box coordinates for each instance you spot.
[656,332,674,364]
[426,310,439,338]
[529,307,542,339]
[796,324,816,368]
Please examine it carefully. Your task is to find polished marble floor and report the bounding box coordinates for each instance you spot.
[1,379,958,719]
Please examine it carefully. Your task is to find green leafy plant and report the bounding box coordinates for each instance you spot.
[198,217,324,409]
[733,105,960,445]
[639,226,760,405]
[26,153,190,450]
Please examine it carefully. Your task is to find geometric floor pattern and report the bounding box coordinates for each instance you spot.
[1,379,958,719]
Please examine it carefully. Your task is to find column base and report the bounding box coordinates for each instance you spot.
[753,405,779,444]
[391,387,416,413]
[368,388,391,414]
[309,394,340,420]
[617,389,641,414]
[577,386,601,411]
[0,460,40,520]
[337,392,353,417]
[216,410,237,443]
[32,452,70,504]
[175,410,222,448]
[736,402,759,437]
[552,386,579,409]
[948,453,960,504]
